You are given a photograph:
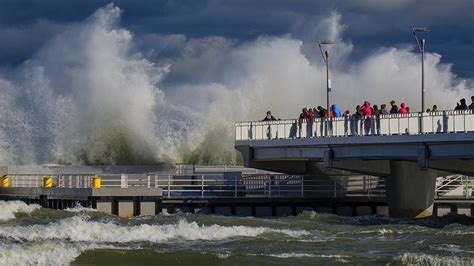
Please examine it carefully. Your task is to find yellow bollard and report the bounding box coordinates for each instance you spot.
[92,176,101,189]
[43,176,53,188]
[1,175,9,188]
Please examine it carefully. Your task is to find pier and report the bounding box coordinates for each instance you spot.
[1,164,473,218]
[235,110,474,218]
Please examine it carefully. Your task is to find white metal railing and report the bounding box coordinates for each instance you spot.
[155,174,385,199]
[235,110,474,141]
[4,173,385,199]
[5,174,154,189]
[436,175,474,198]
[5,173,472,199]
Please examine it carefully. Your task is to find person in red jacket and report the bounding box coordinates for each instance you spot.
[305,107,313,119]
[399,103,408,114]
[362,101,372,117]
[362,101,372,135]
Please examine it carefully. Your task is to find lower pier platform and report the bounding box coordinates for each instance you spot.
[1,165,473,218]
[161,197,388,217]
[0,187,162,218]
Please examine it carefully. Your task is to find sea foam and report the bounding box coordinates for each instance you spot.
[0,216,308,243]
[0,201,40,221]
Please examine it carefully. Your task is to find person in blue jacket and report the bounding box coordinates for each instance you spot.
[331,104,342,118]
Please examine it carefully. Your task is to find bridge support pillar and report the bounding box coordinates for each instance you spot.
[386,161,436,218]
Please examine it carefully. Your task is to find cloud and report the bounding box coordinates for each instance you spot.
[0,4,472,165]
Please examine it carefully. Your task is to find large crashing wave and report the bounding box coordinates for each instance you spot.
[0,5,471,165]
[0,5,194,165]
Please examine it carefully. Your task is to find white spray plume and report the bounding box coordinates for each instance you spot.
[0,4,472,165]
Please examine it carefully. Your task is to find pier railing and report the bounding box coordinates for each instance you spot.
[436,175,474,199]
[235,110,474,141]
[4,173,472,199]
[3,173,386,199]
[156,174,385,199]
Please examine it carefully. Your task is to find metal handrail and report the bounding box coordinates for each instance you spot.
[4,173,471,199]
[235,109,474,141]
[436,175,473,198]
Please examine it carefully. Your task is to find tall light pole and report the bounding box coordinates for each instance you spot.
[413,27,430,112]
[318,40,334,115]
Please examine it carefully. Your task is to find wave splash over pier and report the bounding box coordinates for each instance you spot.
[0,4,472,166]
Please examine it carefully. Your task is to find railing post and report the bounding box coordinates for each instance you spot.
[201,174,204,198]
[167,174,171,198]
[269,177,272,197]
[466,176,469,198]
[368,176,371,198]
[154,175,158,188]
[147,175,151,188]
[300,176,304,198]
[234,175,238,198]
[420,112,424,134]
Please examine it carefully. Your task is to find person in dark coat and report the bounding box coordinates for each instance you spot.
[389,100,398,114]
[262,111,276,121]
[459,98,468,110]
[317,106,327,118]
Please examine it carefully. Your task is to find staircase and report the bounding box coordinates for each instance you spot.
[436,175,473,198]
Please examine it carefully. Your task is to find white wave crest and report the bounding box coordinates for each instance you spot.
[64,204,97,213]
[0,216,308,243]
[396,252,474,265]
[0,201,40,221]
[0,241,83,265]
[267,253,349,259]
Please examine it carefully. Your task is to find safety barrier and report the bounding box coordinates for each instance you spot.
[436,175,474,198]
[3,173,471,199]
[235,110,474,141]
[155,174,385,199]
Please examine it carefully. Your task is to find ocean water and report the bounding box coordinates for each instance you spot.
[0,201,473,265]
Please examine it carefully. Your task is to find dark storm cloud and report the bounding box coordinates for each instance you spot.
[0,0,472,76]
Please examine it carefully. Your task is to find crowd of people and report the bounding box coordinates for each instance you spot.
[263,96,474,121]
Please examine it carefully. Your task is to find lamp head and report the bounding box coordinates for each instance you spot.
[413,27,430,33]
[318,40,334,45]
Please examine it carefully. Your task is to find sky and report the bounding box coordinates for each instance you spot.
[0,0,473,77]
[0,0,473,165]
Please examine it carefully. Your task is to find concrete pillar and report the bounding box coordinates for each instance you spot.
[140,201,156,216]
[386,161,436,218]
[118,200,134,218]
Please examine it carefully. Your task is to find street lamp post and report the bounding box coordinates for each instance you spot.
[413,27,430,113]
[318,40,334,116]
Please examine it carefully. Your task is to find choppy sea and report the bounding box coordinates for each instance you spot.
[0,200,473,265]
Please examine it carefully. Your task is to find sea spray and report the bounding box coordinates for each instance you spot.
[0,4,472,165]
[0,201,41,221]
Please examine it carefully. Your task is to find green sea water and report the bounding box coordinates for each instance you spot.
[0,201,473,265]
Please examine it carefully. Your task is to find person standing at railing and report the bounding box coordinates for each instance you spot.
[262,111,277,121]
[380,104,389,115]
[351,105,362,135]
[432,105,438,112]
[362,101,372,135]
[389,100,399,114]
[331,104,342,118]
[306,107,314,119]
[305,107,314,137]
[297,108,307,138]
[458,98,468,110]
[469,96,474,109]
[373,104,381,135]
[299,108,307,120]
[317,106,327,118]
[399,103,408,116]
